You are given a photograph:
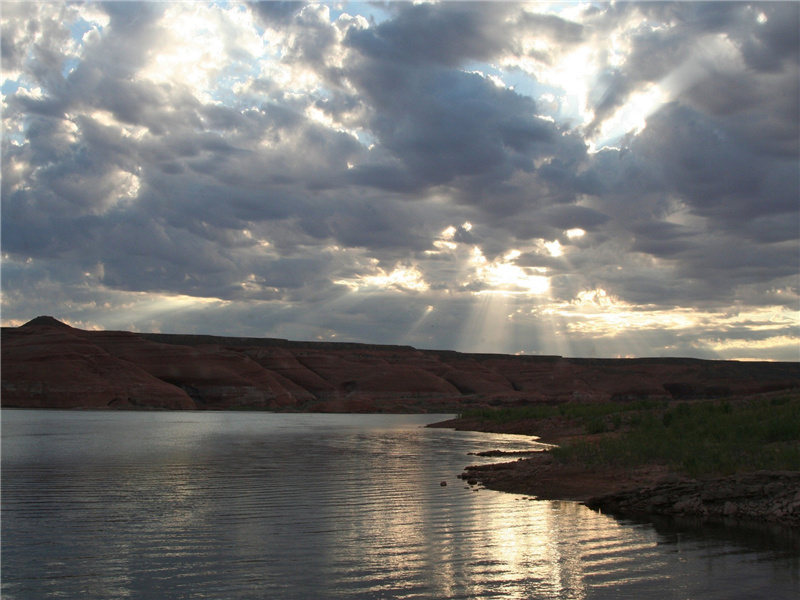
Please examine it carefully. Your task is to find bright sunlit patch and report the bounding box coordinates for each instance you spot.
[564,307,697,335]
[548,45,596,127]
[702,335,799,352]
[140,10,222,92]
[258,59,321,97]
[241,229,272,248]
[470,246,487,266]
[137,3,262,99]
[537,289,698,336]
[544,240,563,257]
[528,290,800,360]
[92,169,142,214]
[336,264,429,293]
[486,73,506,88]
[306,105,334,127]
[442,226,457,239]
[566,228,585,239]
[90,109,118,128]
[591,83,666,148]
[305,105,360,138]
[429,240,457,252]
[118,171,140,199]
[471,247,550,296]
[574,288,614,307]
[50,290,234,333]
[369,265,429,292]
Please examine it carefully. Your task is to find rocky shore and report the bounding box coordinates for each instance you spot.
[459,452,800,529]
[585,471,800,528]
[434,412,800,529]
[459,451,672,502]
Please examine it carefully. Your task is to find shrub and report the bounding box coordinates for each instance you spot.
[477,394,800,478]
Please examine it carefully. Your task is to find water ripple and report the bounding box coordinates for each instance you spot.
[3,410,798,599]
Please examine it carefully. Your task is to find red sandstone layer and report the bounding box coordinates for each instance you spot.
[2,316,798,411]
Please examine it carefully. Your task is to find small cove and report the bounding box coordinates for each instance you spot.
[2,410,798,599]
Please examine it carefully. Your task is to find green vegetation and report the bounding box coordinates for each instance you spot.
[460,398,668,424]
[463,394,800,478]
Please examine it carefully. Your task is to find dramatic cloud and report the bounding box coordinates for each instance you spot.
[2,1,798,360]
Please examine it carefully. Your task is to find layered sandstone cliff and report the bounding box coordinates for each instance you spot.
[2,316,798,411]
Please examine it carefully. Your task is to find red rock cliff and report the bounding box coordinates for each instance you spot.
[2,317,798,411]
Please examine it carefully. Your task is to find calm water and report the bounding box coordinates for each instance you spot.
[2,410,798,599]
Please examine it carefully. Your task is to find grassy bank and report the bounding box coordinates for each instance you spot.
[461,393,800,479]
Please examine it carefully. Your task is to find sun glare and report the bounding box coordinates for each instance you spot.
[336,264,429,293]
[565,228,585,239]
[471,247,550,296]
[137,4,261,100]
[592,83,666,148]
[544,240,563,257]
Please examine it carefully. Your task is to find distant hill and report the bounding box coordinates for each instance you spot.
[20,315,74,329]
[2,316,799,411]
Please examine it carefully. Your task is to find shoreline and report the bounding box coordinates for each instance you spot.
[430,414,673,501]
[429,415,800,529]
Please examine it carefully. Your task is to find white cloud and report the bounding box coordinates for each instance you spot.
[136,2,264,102]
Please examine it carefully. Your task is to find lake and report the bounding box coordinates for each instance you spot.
[2,410,798,599]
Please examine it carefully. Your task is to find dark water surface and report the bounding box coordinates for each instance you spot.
[2,410,798,599]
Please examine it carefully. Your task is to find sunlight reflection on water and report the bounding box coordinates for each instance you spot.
[2,410,798,599]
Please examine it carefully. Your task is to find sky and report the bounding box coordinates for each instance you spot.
[2,1,798,361]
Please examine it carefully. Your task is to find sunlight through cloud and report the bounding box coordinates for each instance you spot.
[471,247,550,297]
[336,264,429,293]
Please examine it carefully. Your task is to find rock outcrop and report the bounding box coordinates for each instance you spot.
[1,322,195,409]
[585,471,800,528]
[2,316,799,411]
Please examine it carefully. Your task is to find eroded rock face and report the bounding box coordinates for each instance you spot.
[86,331,309,409]
[1,323,195,410]
[2,317,799,411]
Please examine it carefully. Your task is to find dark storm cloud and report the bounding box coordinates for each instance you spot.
[486,205,597,249]
[736,3,800,72]
[542,205,609,232]
[345,1,513,67]
[631,103,798,230]
[629,221,694,259]
[345,13,585,211]
[344,67,555,190]
[249,1,308,27]
[516,10,584,48]
[312,196,432,252]
[74,207,347,304]
[336,0,596,212]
